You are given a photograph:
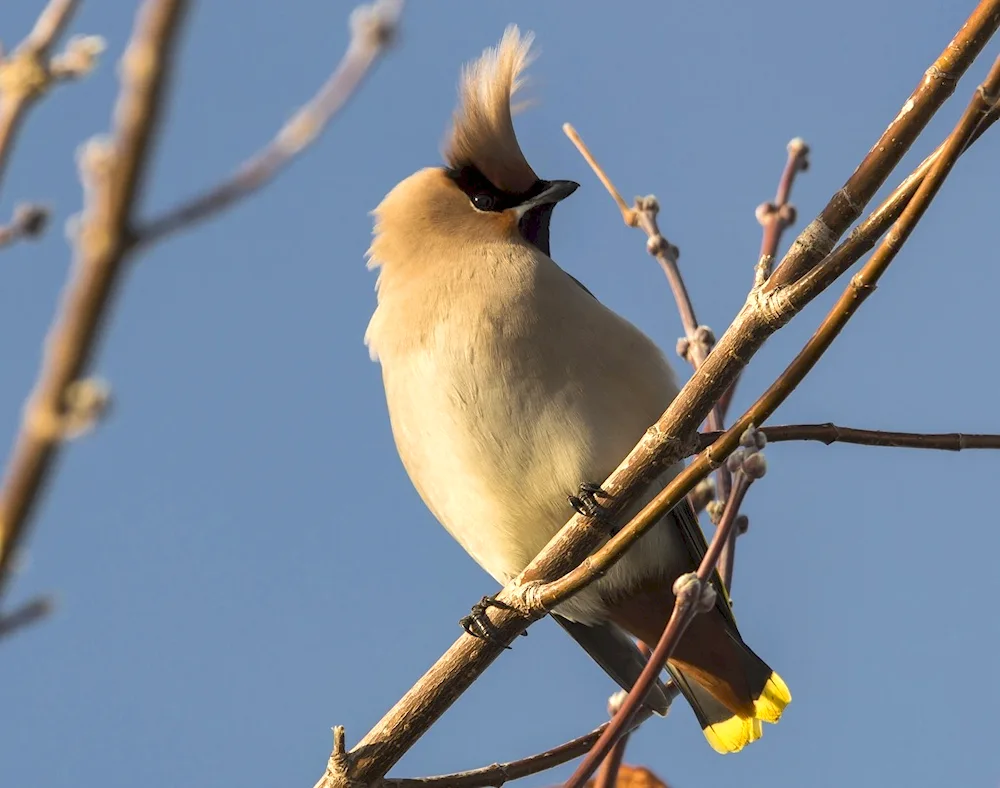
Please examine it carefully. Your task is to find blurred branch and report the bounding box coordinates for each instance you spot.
[0,0,401,617]
[698,424,1000,452]
[0,202,49,248]
[380,709,653,788]
[0,0,103,201]
[132,0,402,248]
[330,10,1000,786]
[0,594,53,639]
[0,0,190,604]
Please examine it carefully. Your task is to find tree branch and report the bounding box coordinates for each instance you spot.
[0,0,400,614]
[698,424,1000,452]
[0,0,102,202]
[131,0,402,249]
[0,0,190,604]
[766,0,1000,290]
[536,53,1000,618]
[380,709,653,788]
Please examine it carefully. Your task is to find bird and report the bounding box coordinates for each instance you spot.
[364,26,790,753]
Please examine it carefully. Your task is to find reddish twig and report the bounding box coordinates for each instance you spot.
[718,139,810,420]
[380,709,653,788]
[698,424,1000,452]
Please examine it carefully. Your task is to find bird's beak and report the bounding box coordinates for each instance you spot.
[516,180,579,215]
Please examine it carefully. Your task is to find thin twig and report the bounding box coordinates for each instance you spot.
[0,0,190,605]
[0,594,53,639]
[0,0,102,202]
[563,124,735,571]
[336,11,1000,784]
[698,424,1000,452]
[0,203,49,248]
[719,139,811,420]
[380,710,653,788]
[132,0,402,248]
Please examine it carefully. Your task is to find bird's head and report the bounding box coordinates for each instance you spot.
[369,26,578,274]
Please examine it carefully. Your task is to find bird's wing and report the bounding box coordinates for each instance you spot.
[669,498,739,630]
[552,614,673,714]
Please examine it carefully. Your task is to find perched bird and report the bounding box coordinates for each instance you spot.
[365,26,790,753]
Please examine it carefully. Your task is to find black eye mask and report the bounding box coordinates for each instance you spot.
[444,165,554,254]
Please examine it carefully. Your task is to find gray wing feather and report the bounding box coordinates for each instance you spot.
[552,614,673,715]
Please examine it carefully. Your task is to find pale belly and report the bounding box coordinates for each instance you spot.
[381,324,690,624]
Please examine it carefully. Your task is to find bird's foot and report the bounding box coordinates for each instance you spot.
[460,595,525,648]
[568,482,618,532]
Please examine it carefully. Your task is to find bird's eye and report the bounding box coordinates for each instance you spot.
[472,193,496,211]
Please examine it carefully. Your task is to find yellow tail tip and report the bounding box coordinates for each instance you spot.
[703,671,791,754]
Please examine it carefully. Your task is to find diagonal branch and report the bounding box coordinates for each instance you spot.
[535,53,1000,617]
[556,58,1000,786]
[766,0,1000,290]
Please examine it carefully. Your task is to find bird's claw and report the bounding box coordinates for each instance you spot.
[460,595,525,648]
[568,482,616,531]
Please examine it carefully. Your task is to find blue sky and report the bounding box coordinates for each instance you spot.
[2,2,999,788]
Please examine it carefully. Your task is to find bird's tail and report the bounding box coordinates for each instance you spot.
[608,585,790,754]
[666,634,790,754]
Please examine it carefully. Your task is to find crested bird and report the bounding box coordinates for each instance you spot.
[364,26,790,753]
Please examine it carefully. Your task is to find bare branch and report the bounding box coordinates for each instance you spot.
[0,0,190,604]
[766,0,1000,290]
[537,53,1000,617]
[132,0,402,248]
[0,202,49,248]
[0,0,102,201]
[719,138,810,420]
[0,594,53,639]
[380,710,653,788]
[699,424,1000,452]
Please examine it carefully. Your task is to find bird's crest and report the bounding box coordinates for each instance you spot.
[443,25,539,194]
